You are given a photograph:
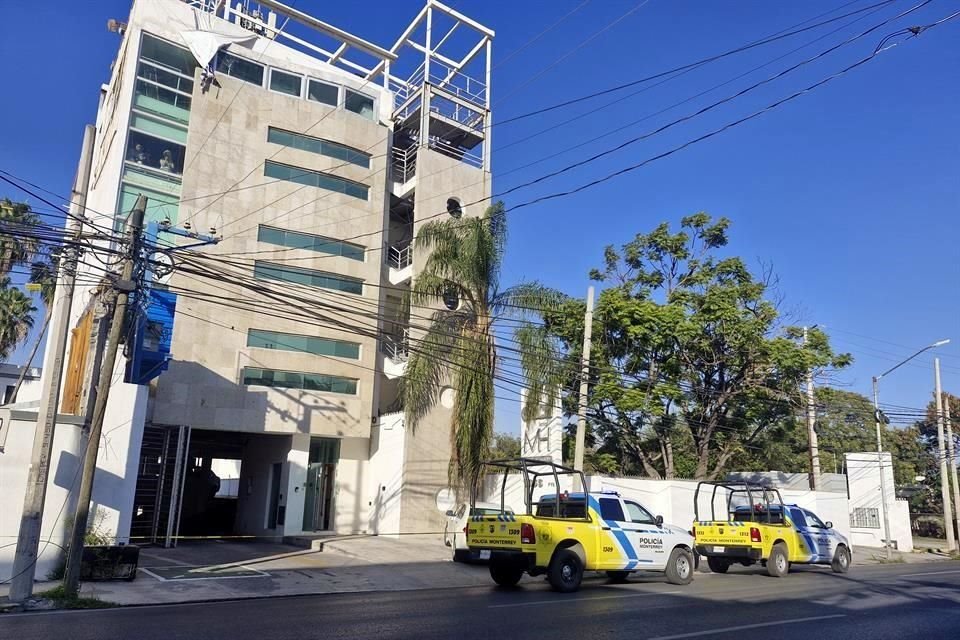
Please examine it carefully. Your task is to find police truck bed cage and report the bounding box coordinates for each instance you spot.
[693,480,785,525]
[479,458,588,520]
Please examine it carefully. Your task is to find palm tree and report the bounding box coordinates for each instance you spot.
[401,202,564,497]
[0,277,37,363]
[8,257,59,402]
[0,198,41,277]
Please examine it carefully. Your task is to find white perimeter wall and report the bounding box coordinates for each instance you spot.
[845,452,912,551]
[0,375,146,581]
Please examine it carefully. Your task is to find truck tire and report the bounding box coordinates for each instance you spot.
[489,557,524,587]
[706,556,730,574]
[606,571,630,583]
[665,548,694,585]
[767,543,789,578]
[831,545,851,574]
[548,548,584,593]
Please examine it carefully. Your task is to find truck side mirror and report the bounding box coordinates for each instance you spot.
[655,515,664,528]
[825,521,833,529]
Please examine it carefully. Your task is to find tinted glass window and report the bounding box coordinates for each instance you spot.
[791,509,809,528]
[247,329,360,359]
[125,130,185,175]
[242,367,357,394]
[253,260,363,294]
[270,69,302,97]
[219,52,264,85]
[599,498,625,522]
[267,128,371,169]
[344,89,375,120]
[803,509,826,528]
[307,79,339,106]
[264,160,369,200]
[140,34,196,76]
[258,224,365,261]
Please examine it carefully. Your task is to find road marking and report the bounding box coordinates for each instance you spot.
[899,569,960,578]
[647,614,847,639]
[488,590,680,608]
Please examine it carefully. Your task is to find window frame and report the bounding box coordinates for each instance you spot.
[253,260,364,295]
[268,67,304,98]
[306,78,340,107]
[267,127,372,169]
[257,224,366,262]
[343,88,377,120]
[218,51,266,87]
[246,328,361,360]
[241,366,359,395]
[263,160,369,201]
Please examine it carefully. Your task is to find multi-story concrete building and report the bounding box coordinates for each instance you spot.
[3,0,493,567]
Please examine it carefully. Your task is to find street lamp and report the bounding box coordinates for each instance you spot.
[871,338,950,559]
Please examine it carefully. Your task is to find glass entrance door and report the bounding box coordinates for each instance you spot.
[302,438,340,531]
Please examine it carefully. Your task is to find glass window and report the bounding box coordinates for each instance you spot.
[267,127,371,169]
[791,509,809,529]
[257,225,365,261]
[624,501,656,525]
[130,112,188,145]
[242,367,357,395]
[116,181,180,230]
[309,438,341,464]
[263,160,369,200]
[218,52,264,86]
[247,329,360,360]
[134,80,192,124]
[344,89,375,120]
[126,130,185,175]
[253,261,363,295]
[599,498,625,522]
[270,69,302,97]
[307,79,339,107]
[140,33,196,76]
[803,509,827,529]
[137,61,194,94]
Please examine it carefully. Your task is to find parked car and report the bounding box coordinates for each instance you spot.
[445,501,513,562]
[466,459,696,592]
[693,481,852,577]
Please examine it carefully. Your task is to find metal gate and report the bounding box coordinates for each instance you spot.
[130,424,191,547]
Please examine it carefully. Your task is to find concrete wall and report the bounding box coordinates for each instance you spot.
[333,437,370,534]
[368,412,406,535]
[0,380,146,581]
[397,146,493,534]
[235,433,292,538]
[845,452,912,550]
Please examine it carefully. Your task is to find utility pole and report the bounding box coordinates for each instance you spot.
[871,376,894,560]
[934,358,956,552]
[944,396,960,544]
[62,196,146,596]
[573,286,595,489]
[9,125,95,602]
[803,326,821,490]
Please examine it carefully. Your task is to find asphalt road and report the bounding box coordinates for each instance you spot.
[2,561,960,639]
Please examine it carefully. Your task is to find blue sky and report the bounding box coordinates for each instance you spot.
[1,0,957,434]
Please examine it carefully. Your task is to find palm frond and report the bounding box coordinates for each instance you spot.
[401,310,470,429]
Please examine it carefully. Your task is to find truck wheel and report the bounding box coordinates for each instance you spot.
[489,558,524,587]
[767,543,789,578]
[706,556,730,574]
[831,545,851,574]
[665,548,694,585]
[606,571,630,583]
[548,548,584,593]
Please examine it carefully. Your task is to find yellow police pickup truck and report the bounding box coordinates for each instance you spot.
[466,458,695,592]
[693,481,852,577]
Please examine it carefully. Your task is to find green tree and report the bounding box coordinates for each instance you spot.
[0,198,41,277]
[0,276,37,361]
[488,433,521,460]
[545,213,850,480]
[401,203,563,496]
[9,256,60,402]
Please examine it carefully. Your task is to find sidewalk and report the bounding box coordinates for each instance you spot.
[2,535,500,608]
[853,543,955,565]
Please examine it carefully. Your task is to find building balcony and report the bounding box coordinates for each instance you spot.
[380,331,409,379]
[386,243,413,284]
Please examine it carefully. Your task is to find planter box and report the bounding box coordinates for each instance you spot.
[80,545,140,581]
